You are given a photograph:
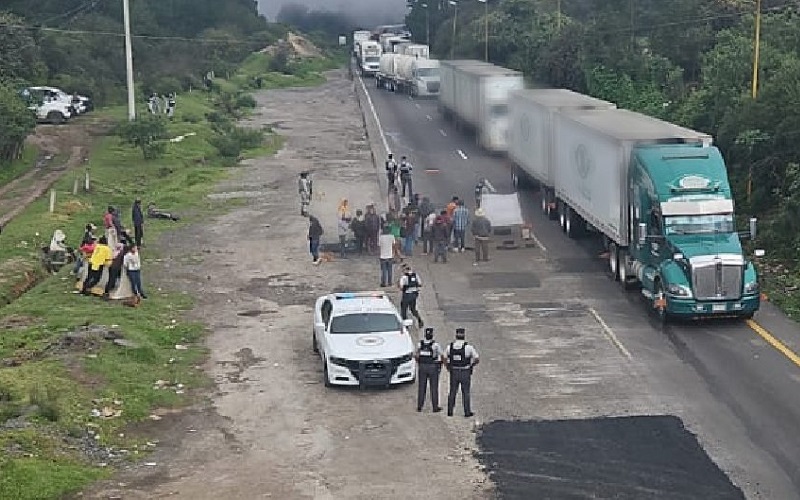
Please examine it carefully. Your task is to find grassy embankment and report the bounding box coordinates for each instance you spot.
[0,52,338,499]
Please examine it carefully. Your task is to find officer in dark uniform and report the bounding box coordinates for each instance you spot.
[399,155,414,198]
[398,263,424,328]
[385,153,398,194]
[445,327,479,417]
[415,327,443,412]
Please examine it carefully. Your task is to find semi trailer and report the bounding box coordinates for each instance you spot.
[438,61,523,152]
[547,108,760,320]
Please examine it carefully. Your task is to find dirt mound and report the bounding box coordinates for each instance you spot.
[260,32,322,59]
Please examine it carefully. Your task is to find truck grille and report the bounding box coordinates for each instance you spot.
[426,82,440,93]
[692,263,742,300]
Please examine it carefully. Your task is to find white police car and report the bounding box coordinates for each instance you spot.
[313,291,416,387]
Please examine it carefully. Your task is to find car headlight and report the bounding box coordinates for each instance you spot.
[328,356,349,367]
[398,353,413,364]
[744,281,759,295]
[667,283,693,298]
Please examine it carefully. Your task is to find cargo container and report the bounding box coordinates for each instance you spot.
[507,89,616,218]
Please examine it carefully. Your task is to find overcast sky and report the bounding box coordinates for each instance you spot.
[258,0,407,26]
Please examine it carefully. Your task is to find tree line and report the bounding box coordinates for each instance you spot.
[0,0,284,164]
[405,0,800,260]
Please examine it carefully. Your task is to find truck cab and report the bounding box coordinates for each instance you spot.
[629,145,760,320]
[359,41,382,76]
[411,59,440,97]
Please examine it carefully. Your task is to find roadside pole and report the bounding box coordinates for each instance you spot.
[123,0,136,121]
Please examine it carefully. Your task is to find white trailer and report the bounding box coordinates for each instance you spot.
[507,89,616,218]
[395,43,430,58]
[452,65,523,152]
[553,108,713,241]
[376,53,402,90]
[396,57,440,97]
[352,30,371,57]
[438,60,492,124]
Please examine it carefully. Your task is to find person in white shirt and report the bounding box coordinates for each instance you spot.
[378,225,397,287]
[445,327,479,417]
[337,214,350,258]
[422,211,437,255]
[123,245,147,299]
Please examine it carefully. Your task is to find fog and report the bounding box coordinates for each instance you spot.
[258,0,407,28]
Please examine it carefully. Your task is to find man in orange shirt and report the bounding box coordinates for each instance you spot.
[445,196,459,250]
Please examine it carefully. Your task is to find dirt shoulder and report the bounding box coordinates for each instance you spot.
[0,117,108,229]
[82,70,490,499]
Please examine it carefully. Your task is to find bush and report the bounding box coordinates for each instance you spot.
[235,93,256,109]
[114,115,169,160]
[210,126,264,159]
[268,47,290,74]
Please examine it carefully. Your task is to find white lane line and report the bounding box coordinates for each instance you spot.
[426,114,432,120]
[589,307,632,360]
[457,149,468,160]
[529,230,547,253]
[439,129,447,136]
[357,75,390,155]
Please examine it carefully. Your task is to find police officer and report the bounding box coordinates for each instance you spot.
[399,156,413,198]
[385,153,398,194]
[445,327,479,417]
[415,327,443,412]
[398,263,424,328]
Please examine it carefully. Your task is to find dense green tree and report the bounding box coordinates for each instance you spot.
[0,84,36,162]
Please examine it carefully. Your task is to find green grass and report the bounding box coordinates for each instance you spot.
[0,54,321,498]
[0,146,40,187]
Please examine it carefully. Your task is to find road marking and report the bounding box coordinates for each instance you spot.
[439,129,447,137]
[528,231,547,253]
[747,319,800,368]
[357,75,390,155]
[457,149,468,160]
[415,103,421,108]
[425,169,440,174]
[589,308,632,360]
[426,114,432,120]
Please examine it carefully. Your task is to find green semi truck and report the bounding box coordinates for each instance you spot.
[509,99,760,321]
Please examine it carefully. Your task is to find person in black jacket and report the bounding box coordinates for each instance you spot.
[132,199,144,247]
[308,215,324,265]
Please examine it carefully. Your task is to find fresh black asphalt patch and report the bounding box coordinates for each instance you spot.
[476,416,744,500]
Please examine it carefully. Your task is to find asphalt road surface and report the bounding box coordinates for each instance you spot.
[359,74,800,499]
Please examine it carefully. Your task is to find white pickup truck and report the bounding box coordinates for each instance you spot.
[22,86,93,124]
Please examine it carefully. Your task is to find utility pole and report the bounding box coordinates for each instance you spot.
[478,0,488,61]
[123,0,136,120]
[752,0,762,99]
[449,0,458,59]
[423,3,430,46]
[556,0,561,33]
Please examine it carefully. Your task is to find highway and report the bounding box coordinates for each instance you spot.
[359,74,800,499]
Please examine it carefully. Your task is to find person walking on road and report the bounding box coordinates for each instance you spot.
[131,199,144,248]
[398,263,424,328]
[471,208,492,264]
[378,225,397,287]
[452,200,470,253]
[385,153,398,194]
[445,327,479,417]
[415,327,443,413]
[364,204,381,255]
[422,208,436,255]
[432,213,450,263]
[337,214,350,259]
[399,156,413,198]
[299,172,312,216]
[308,215,323,265]
[350,209,366,255]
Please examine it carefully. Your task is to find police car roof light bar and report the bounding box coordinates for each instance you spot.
[334,292,386,300]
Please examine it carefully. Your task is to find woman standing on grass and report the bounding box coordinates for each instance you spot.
[123,245,147,299]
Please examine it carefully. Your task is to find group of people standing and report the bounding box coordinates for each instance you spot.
[74,200,152,301]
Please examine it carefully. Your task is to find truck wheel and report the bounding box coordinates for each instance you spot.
[559,203,567,232]
[618,250,634,290]
[609,243,620,281]
[541,195,549,216]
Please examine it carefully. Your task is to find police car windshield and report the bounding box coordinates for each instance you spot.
[330,313,400,334]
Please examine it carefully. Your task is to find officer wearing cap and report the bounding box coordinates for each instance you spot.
[445,327,479,417]
[415,327,443,413]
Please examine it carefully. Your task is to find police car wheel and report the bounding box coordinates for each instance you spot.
[312,331,319,353]
[322,358,332,387]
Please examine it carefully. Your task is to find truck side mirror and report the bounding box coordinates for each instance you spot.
[637,223,647,245]
[749,217,757,240]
